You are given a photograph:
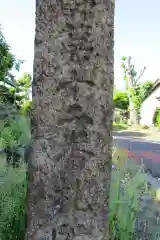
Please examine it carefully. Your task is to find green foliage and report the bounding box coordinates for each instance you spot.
[0,28,24,88]
[129,81,153,114]
[0,115,31,149]
[110,154,153,239]
[16,73,32,100]
[140,81,153,102]
[0,25,31,240]
[114,91,129,110]
[120,56,153,120]
[0,159,26,240]
[0,27,32,120]
[113,81,153,117]
[16,73,32,89]
[0,30,14,83]
[0,85,19,105]
[129,86,141,113]
[0,108,30,239]
[2,72,32,110]
[120,56,150,124]
[16,73,32,117]
[0,68,30,238]
[121,56,127,61]
[19,100,32,115]
[153,108,160,128]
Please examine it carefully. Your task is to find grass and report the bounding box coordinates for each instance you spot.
[0,157,27,240]
[113,122,128,131]
[0,149,156,240]
[110,149,152,239]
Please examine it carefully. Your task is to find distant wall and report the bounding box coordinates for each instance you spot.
[140,86,160,126]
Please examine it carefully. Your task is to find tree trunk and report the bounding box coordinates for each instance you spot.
[128,98,140,125]
[26,1,114,239]
[126,76,139,125]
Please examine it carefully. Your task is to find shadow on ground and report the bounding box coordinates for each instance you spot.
[113,124,128,131]
[113,131,147,138]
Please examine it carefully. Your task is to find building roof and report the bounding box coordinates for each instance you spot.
[151,78,160,93]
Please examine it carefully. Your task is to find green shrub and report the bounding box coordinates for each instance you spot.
[113,91,129,110]
[153,108,160,127]
[0,115,31,148]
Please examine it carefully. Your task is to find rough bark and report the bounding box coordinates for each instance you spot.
[26,0,114,239]
[126,76,139,125]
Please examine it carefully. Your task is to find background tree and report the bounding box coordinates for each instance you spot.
[121,56,146,124]
[26,1,114,239]
[0,27,24,115]
[0,27,23,87]
[1,72,32,114]
[0,27,31,156]
[129,80,153,116]
[140,81,153,102]
[113,81,153,124]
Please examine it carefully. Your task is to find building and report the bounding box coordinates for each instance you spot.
[140,79,160,126]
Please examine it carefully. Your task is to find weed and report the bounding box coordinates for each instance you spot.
[0,159,27,239]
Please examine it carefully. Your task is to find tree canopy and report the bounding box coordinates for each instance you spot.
[0,27,32,148]
[0,28,31,112]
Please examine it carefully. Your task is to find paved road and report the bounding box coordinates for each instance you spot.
[113,136,160,178]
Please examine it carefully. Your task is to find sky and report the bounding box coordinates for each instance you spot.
[0,0,160,90]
